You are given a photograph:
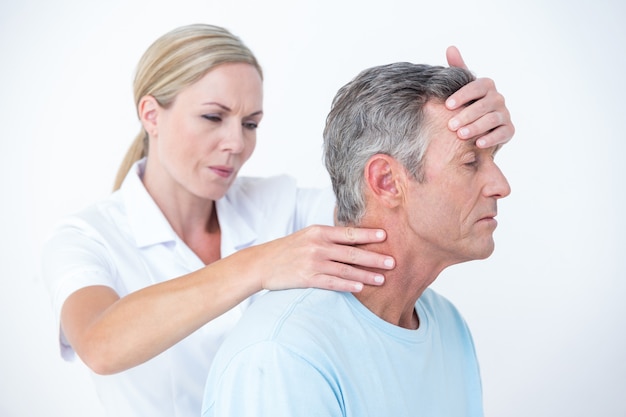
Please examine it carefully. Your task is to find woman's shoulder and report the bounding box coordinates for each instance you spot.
[224,175,334,229]
[228,174,298,196]
[223,174,299,210]
[45,191,129,245]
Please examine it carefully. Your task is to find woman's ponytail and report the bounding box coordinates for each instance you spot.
[112,130,147,191]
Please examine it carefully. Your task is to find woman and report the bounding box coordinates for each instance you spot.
[41,24,514,417]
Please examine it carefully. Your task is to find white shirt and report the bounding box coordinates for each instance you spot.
[41,159,335,417]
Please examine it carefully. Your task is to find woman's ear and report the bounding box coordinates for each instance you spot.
[365,154,405,208]
[138,95,160,138]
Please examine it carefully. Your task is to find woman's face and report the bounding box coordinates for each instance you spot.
[147,62,263,201]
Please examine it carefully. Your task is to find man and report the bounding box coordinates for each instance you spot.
[201,62,511,417]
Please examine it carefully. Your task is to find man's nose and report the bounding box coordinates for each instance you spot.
[485,164,511,199]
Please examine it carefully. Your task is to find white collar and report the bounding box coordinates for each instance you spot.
[120,158,259,253]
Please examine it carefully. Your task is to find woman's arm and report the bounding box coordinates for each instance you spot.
[60,225,393,375]
[445,45,515,148]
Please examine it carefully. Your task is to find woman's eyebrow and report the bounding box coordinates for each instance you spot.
[200,102,263,118]
[201,101,230,110]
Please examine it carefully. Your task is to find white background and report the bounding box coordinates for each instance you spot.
[1,0,625,416]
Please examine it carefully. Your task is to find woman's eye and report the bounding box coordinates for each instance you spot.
[202,114,221,122]
[243,121,258,130]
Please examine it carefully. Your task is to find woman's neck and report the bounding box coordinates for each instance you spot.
[142,163,221,265]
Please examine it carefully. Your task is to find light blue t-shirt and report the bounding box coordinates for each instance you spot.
[202,287,483,417]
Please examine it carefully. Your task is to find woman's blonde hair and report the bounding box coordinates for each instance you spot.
[112,24,262,190]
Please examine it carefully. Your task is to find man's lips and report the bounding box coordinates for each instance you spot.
[476,211,498,224]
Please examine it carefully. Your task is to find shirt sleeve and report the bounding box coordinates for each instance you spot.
[202,341,344,417]
[40,219,119,360]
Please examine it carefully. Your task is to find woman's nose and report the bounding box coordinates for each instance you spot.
[220,123,245,153]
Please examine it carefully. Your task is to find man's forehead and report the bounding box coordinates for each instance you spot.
[424,101,468,149]
[423,101,497,162]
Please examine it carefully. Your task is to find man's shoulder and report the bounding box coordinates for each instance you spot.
[418,288,471,334]
[419,287,457,310]
[221,289,348,351]
[244,288,343,330]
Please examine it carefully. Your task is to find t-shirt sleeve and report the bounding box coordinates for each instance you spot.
[202,341,343,417]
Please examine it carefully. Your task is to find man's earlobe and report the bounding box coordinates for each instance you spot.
[365,155,402,206]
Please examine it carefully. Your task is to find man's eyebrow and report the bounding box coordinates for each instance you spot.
[452,138,502,161]
[464,136,503,155]
[453,138,478,158]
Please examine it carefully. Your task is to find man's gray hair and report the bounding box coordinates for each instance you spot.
[323,62,475,225]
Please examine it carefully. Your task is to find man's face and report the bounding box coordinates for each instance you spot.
[404,101,511,265]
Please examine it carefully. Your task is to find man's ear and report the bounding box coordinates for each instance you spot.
[138,95,160,138]
[365,154,406,208]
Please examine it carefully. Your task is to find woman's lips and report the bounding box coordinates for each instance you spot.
[209,166,234,178]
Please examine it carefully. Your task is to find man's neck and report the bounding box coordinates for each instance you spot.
[352,244,443,330]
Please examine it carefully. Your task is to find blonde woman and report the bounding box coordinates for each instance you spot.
[41,24,514,417]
